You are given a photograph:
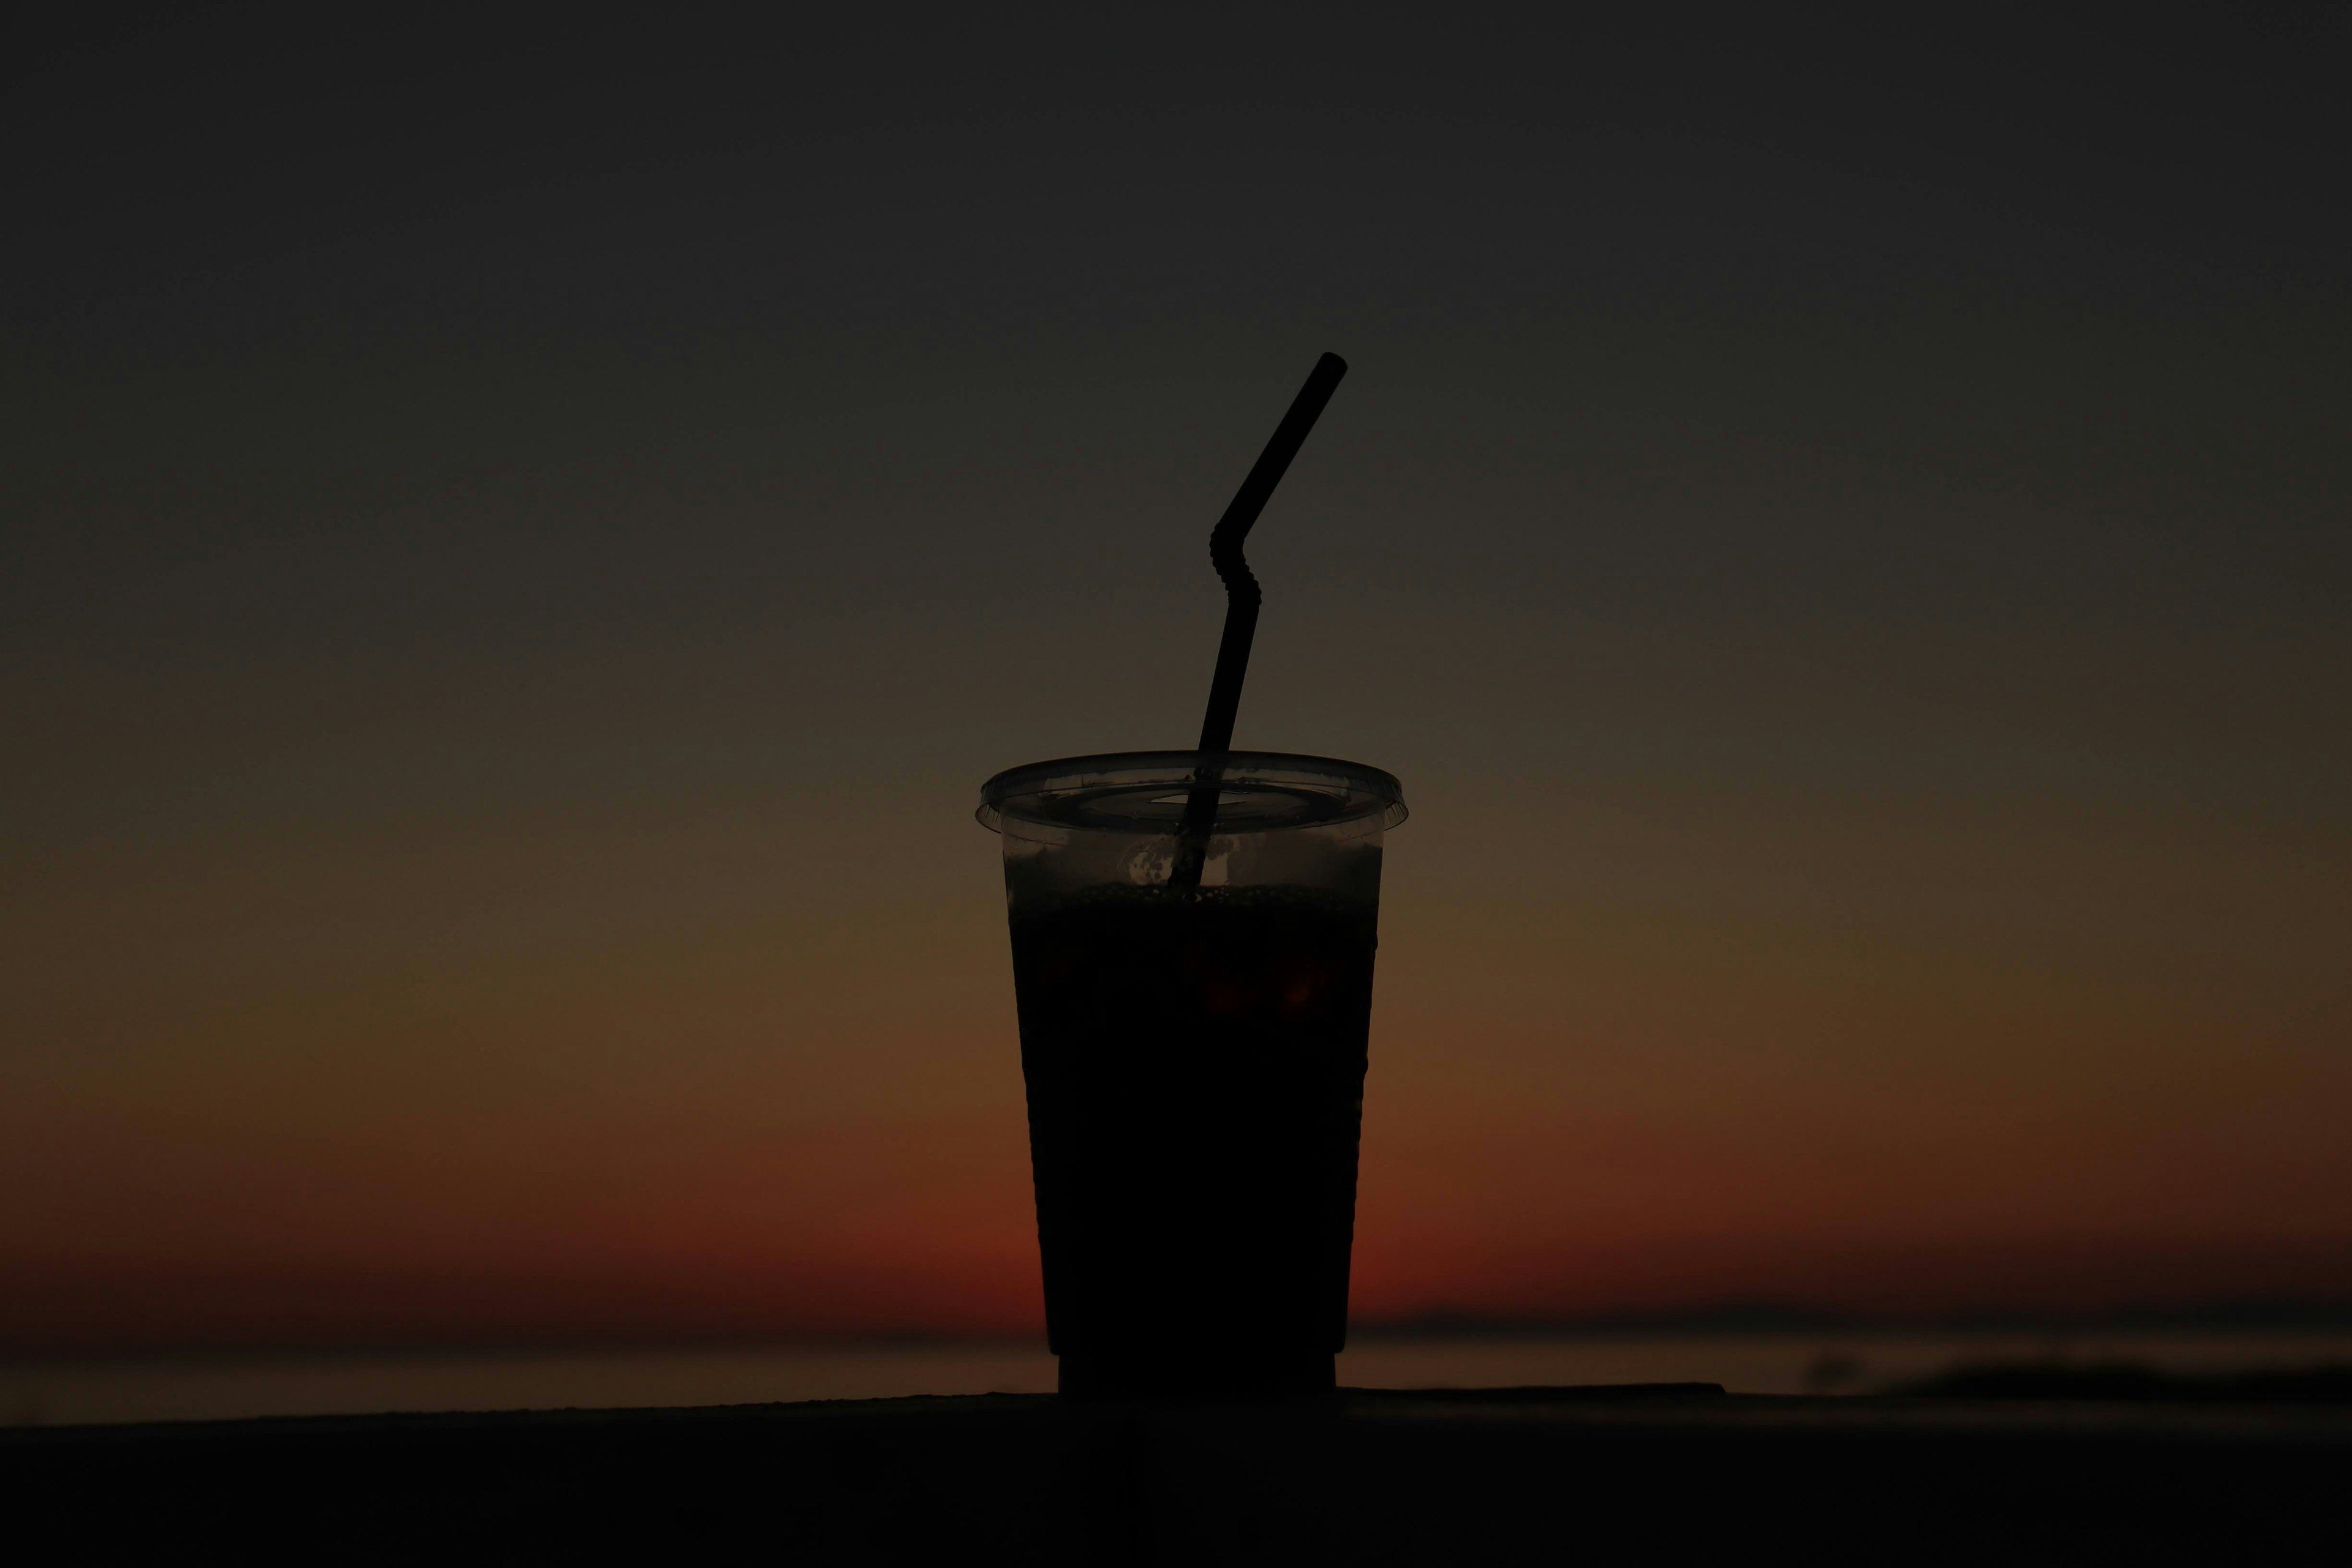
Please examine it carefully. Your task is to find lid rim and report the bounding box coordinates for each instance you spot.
[976,749,1406,835]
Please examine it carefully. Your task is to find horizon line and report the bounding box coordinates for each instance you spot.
[9,1295,2351,1363]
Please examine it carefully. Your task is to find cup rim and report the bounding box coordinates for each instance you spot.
[977,750,1407,835]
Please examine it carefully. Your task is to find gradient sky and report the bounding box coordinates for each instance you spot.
[6,7,2349,1351]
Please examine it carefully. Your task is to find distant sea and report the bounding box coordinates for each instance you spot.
[10,1326,2352,1428]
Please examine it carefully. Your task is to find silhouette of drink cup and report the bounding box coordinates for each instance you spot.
[979,751,1406,1398]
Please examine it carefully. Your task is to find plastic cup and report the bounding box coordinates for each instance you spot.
[978,750,1408,1398]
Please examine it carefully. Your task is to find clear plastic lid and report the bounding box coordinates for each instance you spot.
[978,751,1408,835]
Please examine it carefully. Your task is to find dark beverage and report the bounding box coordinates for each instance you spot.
[1009,883,1379,1398]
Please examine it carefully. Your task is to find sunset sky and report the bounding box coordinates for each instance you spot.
[6,9,2348,1351]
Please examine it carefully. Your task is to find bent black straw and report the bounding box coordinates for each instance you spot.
[1170,351,1349,889]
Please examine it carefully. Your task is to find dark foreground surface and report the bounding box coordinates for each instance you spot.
[7,1383,2346,1563]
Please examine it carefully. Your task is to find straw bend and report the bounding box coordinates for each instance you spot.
[1207,481,1267,613]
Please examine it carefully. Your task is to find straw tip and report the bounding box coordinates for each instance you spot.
[1317,351,1349,376]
